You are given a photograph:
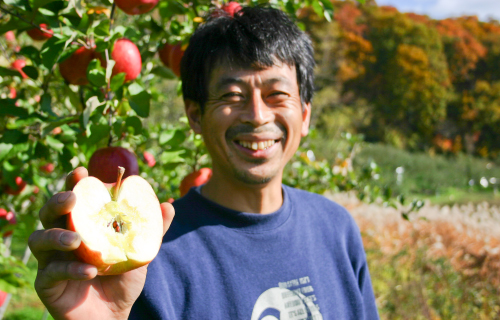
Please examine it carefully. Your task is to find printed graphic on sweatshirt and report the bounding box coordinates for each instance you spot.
[251,276,323,320]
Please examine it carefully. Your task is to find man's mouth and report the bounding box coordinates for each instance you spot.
[236,140,278,151]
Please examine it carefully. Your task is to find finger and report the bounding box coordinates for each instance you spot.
[65,167,88,191]
[160,202,175,236]
[29,229,81,269]
[35,261,97,292]
[39,191,76,229]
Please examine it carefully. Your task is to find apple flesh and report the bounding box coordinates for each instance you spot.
[68,170,163,275]
[115,0,159,15]
[179,167,212,197]
[111,39,142,82]
[88,147,139,184]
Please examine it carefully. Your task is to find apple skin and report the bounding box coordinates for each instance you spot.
[9,87,16,99]
[11,59,28,79]
[5,31,15,42]
[88,147,139,183]
[0,208,17,237]
[67,175,163,275]
[59,46,104,85]
[4,176,27,195]
[115,0,159,15]
[158,42,184,77]
[111,39,142,82]
[26,24,53,41]
[143,151,156,167]
[222,2,242,17]
[40,163,55,174]
[179,167,212,197]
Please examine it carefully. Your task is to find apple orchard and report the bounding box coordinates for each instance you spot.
[0,0,386,298]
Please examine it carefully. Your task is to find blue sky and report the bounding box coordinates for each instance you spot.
[375,0,500,21]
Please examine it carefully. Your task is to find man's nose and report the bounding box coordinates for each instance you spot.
[240,92,274,126]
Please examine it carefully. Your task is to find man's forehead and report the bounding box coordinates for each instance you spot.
[208,63,298,88]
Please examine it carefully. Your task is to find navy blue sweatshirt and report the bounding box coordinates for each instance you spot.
[130,185,379,319]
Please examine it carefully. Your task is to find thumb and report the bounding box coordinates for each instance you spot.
[160,202,175,236]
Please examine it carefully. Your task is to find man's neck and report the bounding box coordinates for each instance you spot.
[200,173,283,214]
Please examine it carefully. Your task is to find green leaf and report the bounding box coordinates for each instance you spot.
[105,60,116,81]
[19,46,41,65]
[40,35,67,70]
[0,67,21,77]
[160,150,185,164]
[86,124,110,145]
[40,93,56,116]
[94,19,110,37]
[110,72,126,91]
[45,136,64,152]
[159,130,175,145]
[318,0,334,22]
[30,0,59,9]
[0,144,14,162]
[23,66,39,79]
[4,0,31,11]
[150,66,176,79]
[128,83,150,118]
[87,59,106,87]
[83,96,104,128]
[125,116,142,135]
[0,102,29,118]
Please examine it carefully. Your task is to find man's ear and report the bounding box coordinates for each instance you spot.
[301,102,311,137]
[185,99,202,134]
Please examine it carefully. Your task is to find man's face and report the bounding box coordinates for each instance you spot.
[186,63,311,186]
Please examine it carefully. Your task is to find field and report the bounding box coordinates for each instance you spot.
[330,192,500,319]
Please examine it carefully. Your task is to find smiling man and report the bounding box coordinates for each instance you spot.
[29,5,379,320]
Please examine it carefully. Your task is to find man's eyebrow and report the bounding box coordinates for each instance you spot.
[214,76,292,89]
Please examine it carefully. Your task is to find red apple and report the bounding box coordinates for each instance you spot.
[0,290,7,306]
[4,31,15,42]
[40,163,55,174]
[26,24,53,41]
[143,151,156,167]
[179,167,212,197]
[167,197,174,204]
[115,0,159,15]
[67,167,163,275]
[52,127,62,135]
[222,2,242,17]
[0,208,17,237]
[4,176,27,195]
[9,87,16,99]
[59,46,104,85]
[158,43,173,69]
[88,147,139,184]
[11,59,28,79]
[158,42,184,77]
[111,38,142,82]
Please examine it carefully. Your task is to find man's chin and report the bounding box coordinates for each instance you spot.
[233,168,276,185]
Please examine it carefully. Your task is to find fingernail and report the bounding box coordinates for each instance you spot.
[57,192,71,203]
[60,232,78,246]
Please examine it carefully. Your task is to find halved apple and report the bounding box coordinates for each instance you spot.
[68,167,163,275]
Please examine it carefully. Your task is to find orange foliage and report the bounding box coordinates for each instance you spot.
[338,31,375,81]
[436,18,487,81]
[334,2,366,35]
[405,12,431,25]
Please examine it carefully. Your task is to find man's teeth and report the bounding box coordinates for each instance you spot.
[237,140,276,150]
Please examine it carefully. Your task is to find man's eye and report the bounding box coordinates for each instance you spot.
[222,92,244,100]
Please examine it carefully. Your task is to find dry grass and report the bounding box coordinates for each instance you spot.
[329,193,500,319]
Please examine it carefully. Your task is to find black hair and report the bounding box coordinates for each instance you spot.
[180,6,315,112]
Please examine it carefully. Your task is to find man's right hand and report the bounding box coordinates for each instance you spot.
[28,167,175,320]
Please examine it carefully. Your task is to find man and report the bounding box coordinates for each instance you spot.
[29,6,379,319]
